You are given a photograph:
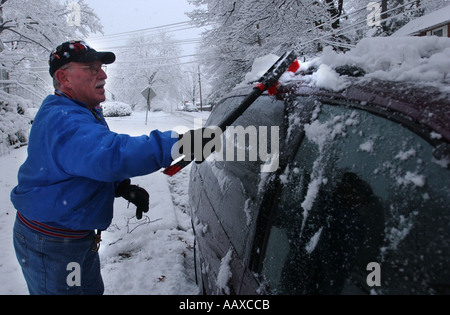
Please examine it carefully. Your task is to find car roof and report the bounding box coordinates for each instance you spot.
[285,78,450,143]
[228,77,450,144]
[228,37,450,143]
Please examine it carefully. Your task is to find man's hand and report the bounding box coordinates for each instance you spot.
[178,127,221,163]
[115,179,149,219]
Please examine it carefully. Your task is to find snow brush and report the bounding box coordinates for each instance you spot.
[163,51,299,177]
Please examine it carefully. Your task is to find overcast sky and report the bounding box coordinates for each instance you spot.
[84,0,195,35]
[82,0,203,55]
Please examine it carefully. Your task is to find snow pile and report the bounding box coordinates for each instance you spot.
[101,101,132,117]
[310,63,351,92]
[0,91,33,155]
[301,36,450,92]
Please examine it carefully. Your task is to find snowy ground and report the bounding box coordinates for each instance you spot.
[0,109,210,295]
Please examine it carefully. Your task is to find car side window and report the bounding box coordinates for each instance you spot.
[200,95,286,258]
[206,94,246,127]
[261,103,450,294]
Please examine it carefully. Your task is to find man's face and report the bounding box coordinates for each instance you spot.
[60,61,108,108]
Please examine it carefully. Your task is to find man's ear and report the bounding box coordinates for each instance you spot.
[54,68,71,89]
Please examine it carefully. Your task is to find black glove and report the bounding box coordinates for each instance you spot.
[178,127,220,163]
[115,179,149,219]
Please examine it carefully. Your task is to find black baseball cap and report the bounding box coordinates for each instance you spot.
[49,40,115,77]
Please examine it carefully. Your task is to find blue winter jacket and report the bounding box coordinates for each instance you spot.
[10,94,178,231]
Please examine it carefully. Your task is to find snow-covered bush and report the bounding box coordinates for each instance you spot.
[0,91,33,155]
[101,101,132,117]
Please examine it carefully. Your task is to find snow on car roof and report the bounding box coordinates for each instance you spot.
[243,37,450,94]
[290,36,450,93]
[238,37,450,142]
[285,36,450,142]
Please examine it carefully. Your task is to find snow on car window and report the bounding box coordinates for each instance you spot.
[261,102,450,294]
[299,107,361,231]
[216,248,233,294]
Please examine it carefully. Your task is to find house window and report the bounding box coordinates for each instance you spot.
[428,25,448,37]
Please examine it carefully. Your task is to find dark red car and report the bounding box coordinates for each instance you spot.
[188,47,450,295]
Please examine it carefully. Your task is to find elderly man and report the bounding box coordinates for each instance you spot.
[10,40,204,295]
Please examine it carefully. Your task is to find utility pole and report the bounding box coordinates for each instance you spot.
[198,65,203,112]
[183,66,203,112]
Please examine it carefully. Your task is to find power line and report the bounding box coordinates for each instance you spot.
[101,38,202,52]
[84,20,207,63]
[89,26,202,47]
[111,53,212,65]
[17,54,216,73]
[88,21,194,40]
[86,20,205,51]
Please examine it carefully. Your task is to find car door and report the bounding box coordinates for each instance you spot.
[190,91,286,294]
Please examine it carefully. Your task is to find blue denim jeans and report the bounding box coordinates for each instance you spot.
[13,215,104,295]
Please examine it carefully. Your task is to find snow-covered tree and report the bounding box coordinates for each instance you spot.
[180,63,201,106]
[188,0,450,102]
[108,31,185,112]
[0,0,102,153]
[1,0,102,93]
[187,0,348,101]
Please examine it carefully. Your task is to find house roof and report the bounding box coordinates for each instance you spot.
[393,5,450,36]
